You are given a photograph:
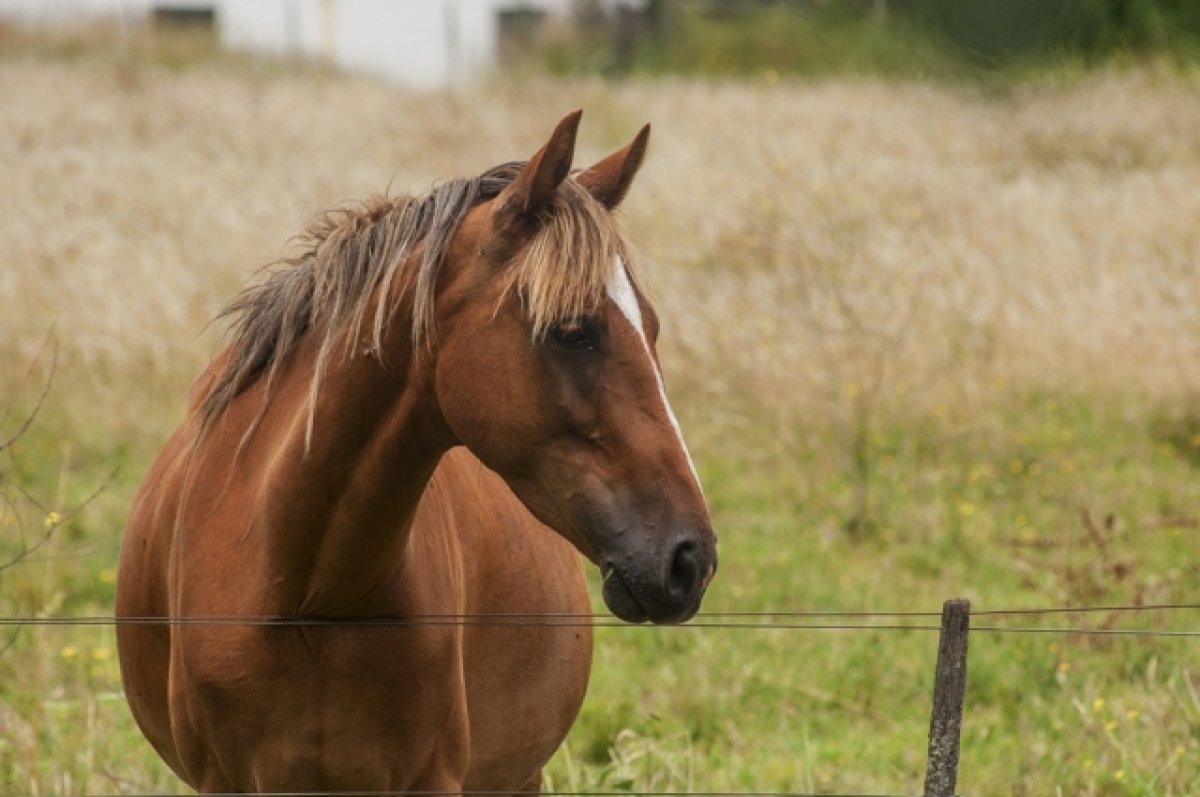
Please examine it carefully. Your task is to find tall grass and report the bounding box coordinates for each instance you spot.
[1,29,1198,796]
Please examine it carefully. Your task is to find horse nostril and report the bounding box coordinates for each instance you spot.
[667,539,701,600]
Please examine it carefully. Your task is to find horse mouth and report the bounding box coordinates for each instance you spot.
[601,562,704,625]
[601,564,650,624]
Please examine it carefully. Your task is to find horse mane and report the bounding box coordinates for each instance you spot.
[196,162,638,442]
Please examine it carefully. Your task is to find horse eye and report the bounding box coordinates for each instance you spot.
[547,319,598,352]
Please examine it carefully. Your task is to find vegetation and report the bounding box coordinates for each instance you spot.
[1,27,1198,796]
[532,0,1200,81]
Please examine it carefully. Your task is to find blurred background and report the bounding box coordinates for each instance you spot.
[1,1,1198,795]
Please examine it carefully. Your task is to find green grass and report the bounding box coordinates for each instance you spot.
[3,391,1197,795]
[543,394,1200,795]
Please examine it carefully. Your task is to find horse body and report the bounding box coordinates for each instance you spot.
[121,441,589,792]
[117,112,715,793]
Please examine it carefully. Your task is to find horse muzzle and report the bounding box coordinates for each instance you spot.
[600,534,716,625]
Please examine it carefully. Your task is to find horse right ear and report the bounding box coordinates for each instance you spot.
[492,110,582,238]
[575,123,650,209]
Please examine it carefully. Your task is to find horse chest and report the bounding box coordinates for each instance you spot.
[171,624,471,789]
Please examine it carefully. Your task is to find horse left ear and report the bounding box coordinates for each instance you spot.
[493,110,582,234]
[575,123,650,209]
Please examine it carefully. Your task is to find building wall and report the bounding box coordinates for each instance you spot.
[0,0,576,87]
[216,0,507,88]
[216,0,325,57]
[333,0,464,87]
[0,0,207,26]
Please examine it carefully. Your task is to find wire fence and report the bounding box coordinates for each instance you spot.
[4,601,1196,797]
[1,602,1196,634]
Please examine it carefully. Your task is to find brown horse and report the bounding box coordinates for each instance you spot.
[115,111,717,794]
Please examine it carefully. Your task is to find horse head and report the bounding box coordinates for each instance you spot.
[431,111,717,624]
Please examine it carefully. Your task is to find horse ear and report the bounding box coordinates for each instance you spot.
[493,110,582,232]
[575,123,650,209]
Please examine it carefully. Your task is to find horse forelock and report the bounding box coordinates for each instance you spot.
[195,162,639,442]
[502,178,640,341]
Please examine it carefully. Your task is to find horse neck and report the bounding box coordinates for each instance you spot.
[225,315,452,616]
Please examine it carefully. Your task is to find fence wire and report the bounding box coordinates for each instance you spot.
[6,603,1195,797]
[0,602,1195,636]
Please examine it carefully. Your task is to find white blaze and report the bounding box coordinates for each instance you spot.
[606,260,705,498]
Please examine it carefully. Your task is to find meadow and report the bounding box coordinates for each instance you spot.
[1,28,1198,796]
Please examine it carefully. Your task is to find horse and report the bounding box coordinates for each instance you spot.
[115,110,717,794]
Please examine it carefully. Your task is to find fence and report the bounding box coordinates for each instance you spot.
[1,601,1197,797]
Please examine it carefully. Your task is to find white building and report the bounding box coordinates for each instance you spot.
[0,0,584,88]
[217,0,578,87]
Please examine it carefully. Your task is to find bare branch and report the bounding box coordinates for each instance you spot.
[0,331,113,600]
[0,625,22,656]
[0,466,118,576]
[0,331,58,453]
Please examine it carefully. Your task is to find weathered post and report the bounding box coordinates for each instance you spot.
[923,598,970,797]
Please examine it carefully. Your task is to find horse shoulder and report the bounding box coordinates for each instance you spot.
[116,420,202,784]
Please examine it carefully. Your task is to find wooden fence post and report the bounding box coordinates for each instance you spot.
[923,598,970,797]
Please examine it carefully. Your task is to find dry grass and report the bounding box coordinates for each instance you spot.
[2,57,1200,442]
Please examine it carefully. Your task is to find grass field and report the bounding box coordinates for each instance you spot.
[1,28,1198,796]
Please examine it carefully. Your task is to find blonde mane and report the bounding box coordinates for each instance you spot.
[197,163,639,439]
